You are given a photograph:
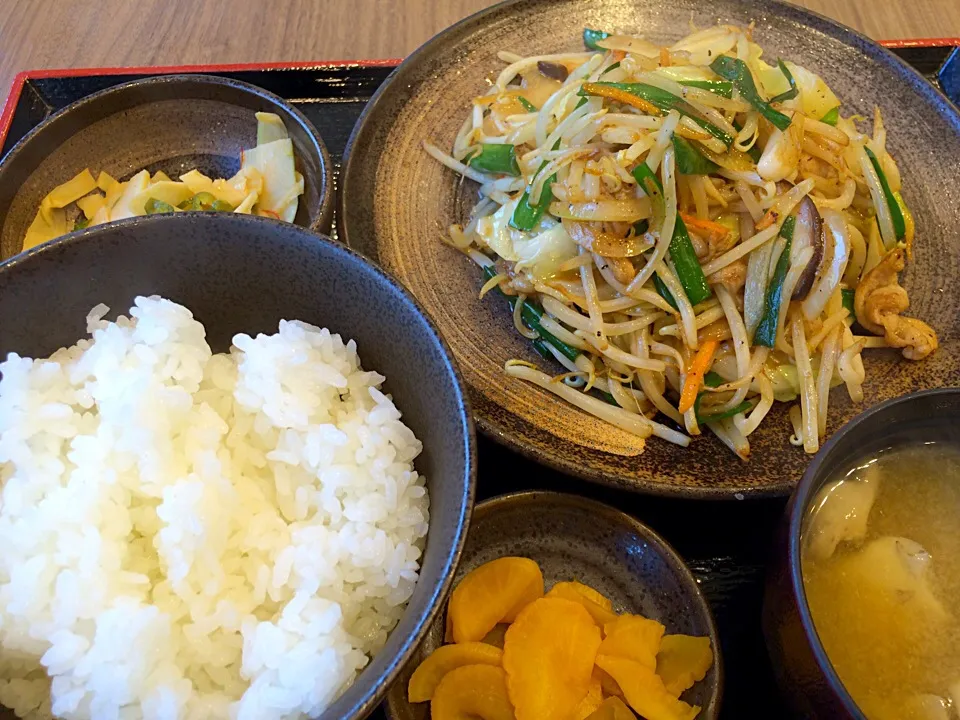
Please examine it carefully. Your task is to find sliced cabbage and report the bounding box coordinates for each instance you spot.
[256,112,289,145]
[241,138,299,222]
[235,192,259,214]
[476,199,578,280]
[514,224,579,280]
[44,170,97,208]
[77,193,107,220]
[22,206,67,251]
[130,181,195,215]
[22,170,99,250]
[754,60,839,119]
[108,170,151,220]
[178,168,264,208]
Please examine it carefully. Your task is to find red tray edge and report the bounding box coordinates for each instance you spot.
[2,38,958,155]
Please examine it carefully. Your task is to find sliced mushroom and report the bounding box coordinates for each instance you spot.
[790,195,825,300]
[537,61,569,82]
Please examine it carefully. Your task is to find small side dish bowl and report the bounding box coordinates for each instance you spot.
[763,388,960,719]
[0,213,475,720]
[386,491,723,720]
[0,74,333,260]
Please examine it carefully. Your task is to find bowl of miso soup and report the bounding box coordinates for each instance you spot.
[764,388,960,719]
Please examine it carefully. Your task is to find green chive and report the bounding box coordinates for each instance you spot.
[753,216,797,347]
[841,288,855,316]
[583,28,611,50]
[672,135,719,175]
[709,56,792,132]
[581,82,734,146]
[518,97,538,112]
[767,59,799,104]
[820,106,840,126]
[468,143,522,176]
[864,146,906,241]
[632,162,712,305]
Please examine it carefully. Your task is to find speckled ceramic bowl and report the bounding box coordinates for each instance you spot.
[0,74,333,261]
[340,0,960,498]
[0,213,475,720]
[763,388,960,719]
[385,491,723,720]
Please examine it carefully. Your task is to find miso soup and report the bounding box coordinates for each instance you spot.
[802,444,960,720]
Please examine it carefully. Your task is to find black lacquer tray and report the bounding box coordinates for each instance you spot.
[1,40,957,718]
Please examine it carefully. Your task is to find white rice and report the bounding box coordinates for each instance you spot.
[0,296,430,720]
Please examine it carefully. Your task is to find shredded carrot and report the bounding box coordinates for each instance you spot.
[611,50,626,62]
[754,209,779,231]
[680,212,729,244]
[659,47,671,67]
[678,339,719,414]
[581,83,662,116]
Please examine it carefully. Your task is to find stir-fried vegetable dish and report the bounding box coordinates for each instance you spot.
[22,112,304,251]
[424,24,938,459]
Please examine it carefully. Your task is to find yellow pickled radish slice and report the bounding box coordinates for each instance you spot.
[656,635,713,697]
[595,654,700,720]
[503,597,601,720]
[573,672,604,719]
[431,664,516,720]
[546,582,618,628]
[449,557,544,643]
[599,614,666,669]
[585,697,638,720]
[408,642,503,703]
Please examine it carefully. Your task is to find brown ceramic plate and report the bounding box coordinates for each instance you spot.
[340,0,960,498]
[0,74,333,261]
[385,491,722,720]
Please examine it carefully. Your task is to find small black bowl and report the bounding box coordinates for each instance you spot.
[0,213,475,720]
[386,491,723,720]
[0,74,333,260]
[763,388,960,719]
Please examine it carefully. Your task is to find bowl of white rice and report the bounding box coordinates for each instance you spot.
[0,213,476,720]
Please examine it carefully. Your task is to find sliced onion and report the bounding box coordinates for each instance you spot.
[802,208,851,320]
[549,197,652,223]
[790,196,825,300]
[742,213,770,341]
[596,35,660,58]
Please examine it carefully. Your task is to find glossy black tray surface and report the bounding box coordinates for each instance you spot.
[0,42,957,718]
